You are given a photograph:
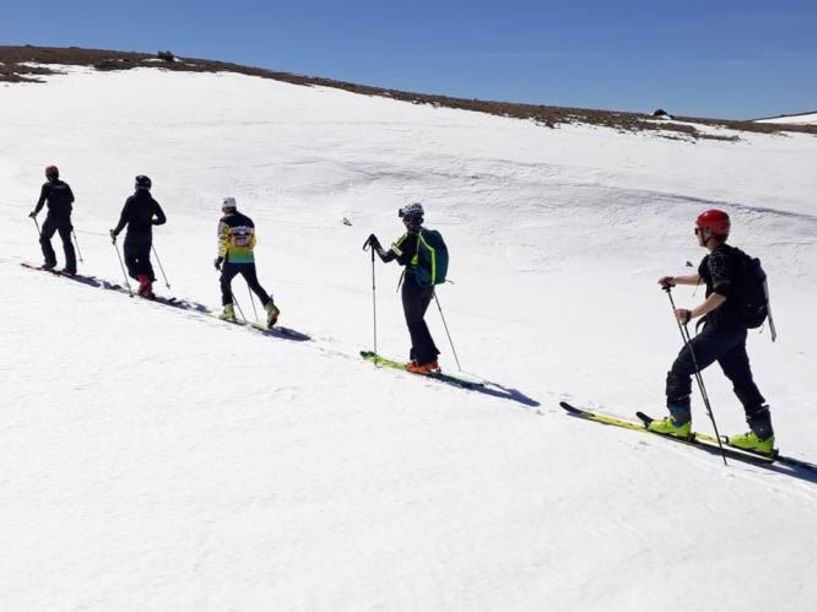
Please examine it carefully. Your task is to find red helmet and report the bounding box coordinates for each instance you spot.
[45,165,59,178]
[696,209,730,237]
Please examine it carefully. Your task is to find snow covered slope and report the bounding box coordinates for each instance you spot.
[2,65,817,611]
[756,111,817,125]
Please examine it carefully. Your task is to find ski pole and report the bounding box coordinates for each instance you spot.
[31,216,42,237]
[248,286,260,323]
[362,236,378,366]
[232,293,248,322]
[72,228,84,263]
[151,244,171,289]
[433,290,462,371]
[112,241,133,297]
[665,287,727,466]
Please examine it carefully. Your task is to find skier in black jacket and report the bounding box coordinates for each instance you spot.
[365,202,441,374]
[652,209,774,454]
[29,165,77,275]
[110,175,166,298]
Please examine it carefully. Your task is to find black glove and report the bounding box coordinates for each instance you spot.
[659,276,675,290]
[109,229,118,244]
[28,210,37,219]
[214,256,224,270]
[366,233,382,250]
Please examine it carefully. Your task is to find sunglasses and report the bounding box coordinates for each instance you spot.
[694,227,702,235]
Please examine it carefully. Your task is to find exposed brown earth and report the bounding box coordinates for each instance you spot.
[2,45,815,140]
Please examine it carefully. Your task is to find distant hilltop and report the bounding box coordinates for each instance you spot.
[2,45,816,139]
[753,111,817,125]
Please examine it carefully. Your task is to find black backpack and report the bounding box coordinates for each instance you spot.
[732,247,769,329]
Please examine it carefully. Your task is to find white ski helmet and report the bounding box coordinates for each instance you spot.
[399,202,424,221]
[222,196,237,211]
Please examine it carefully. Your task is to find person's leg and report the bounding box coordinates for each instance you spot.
[39,216,58,268]
[56,222,76,272]
[123,239,139,280]
[220,263,240,306]
[654,323,745,436]
[138,238,155,282]
[402,282,439,365]
[238,264,271,305]
[718,340,773,440]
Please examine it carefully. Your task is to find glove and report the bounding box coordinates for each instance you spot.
[28,210,37,219]
[109,229,118,244]
[214,256,224,271]
[366,233,382,250]
[658,276,676,290]
[675,308,692,325]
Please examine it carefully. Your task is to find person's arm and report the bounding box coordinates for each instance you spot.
[214,220,230,270]
[674,251,733,323]
[66,184,75,204]
[366,234,399,262]
[111,199,131,236]
[217,221,230,258]
[658,273,700,288]
[152,200,167,226]
[31,184,48,216]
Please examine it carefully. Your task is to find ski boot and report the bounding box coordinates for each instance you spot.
[728,432,775,456]
[60,267,76,277]
[265,300,280,328]
[647,406,692,439]
[730,405,775,455]
[136,274,154,298]
[41,260,56,271]
[220,303,237,322]
[406,359,439,374]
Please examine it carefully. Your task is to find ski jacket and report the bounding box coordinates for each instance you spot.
[698,244,741,325]
[34,180,74,218]
[113,191,166,237]
[218,211,256,263]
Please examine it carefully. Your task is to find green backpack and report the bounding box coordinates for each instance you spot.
[413,229,449,286]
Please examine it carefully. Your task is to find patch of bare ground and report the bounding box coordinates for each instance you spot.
[2,45,815,141]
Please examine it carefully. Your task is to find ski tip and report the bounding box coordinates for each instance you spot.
[559,401,582,415]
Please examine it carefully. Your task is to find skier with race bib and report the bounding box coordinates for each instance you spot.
[652,209,775,454]
[29,165,77,275]
[214,197,280,327]
[365,202,448,374]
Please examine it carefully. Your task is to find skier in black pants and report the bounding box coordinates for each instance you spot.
[29,165,77,275]
[214,197,280,327]
[109,175,166,298]
[366,202,441,374]
[652,209,774,454]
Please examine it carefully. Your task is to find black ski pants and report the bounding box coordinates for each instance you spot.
[123,232,155,281]
[40,214,76,271]
[220,262,270,307]
[666,320,769,431]
[401,279,439,364]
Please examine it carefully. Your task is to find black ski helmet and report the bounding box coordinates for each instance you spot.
[45,165,59,179]
[135,175,152,191]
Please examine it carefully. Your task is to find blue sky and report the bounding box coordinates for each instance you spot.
[2,0,815,119]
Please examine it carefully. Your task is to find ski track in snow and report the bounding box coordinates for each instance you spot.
[2,65,817,610]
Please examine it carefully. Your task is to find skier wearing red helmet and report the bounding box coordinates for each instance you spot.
[652,209,775,455]
[29,165,77,275]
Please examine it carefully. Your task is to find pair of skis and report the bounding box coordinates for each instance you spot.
[22,261,308,339]
[360,351,485,389]
[561,401,817,474]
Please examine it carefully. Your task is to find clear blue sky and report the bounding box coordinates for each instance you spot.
[3,0,815,119]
